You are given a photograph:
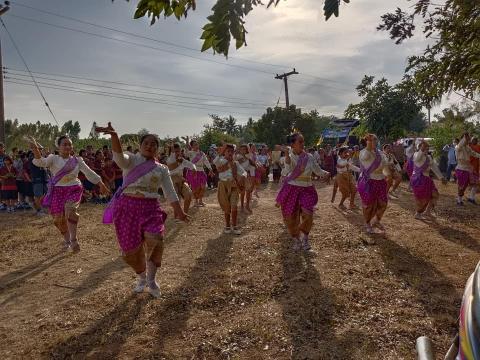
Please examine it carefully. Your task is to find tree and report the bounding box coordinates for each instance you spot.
[198,128,238,152]
[60,120,81,141]
[5,119,61,151]
[120,0,350,56]
[253,106,319,147]
[378,1,480,100]
[425,103,480,156]
[207,114,241,137]
[344,76,425,141]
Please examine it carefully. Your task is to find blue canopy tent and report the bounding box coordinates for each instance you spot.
[321,118,360,145]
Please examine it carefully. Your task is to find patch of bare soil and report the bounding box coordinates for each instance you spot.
[0,180,478,359]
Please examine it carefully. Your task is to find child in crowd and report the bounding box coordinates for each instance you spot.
[0,156,18,212]
[236,144,256,214]
[335,147,360,209]
[29,151,48,215]
[167,143,196,216]
[214,144,247,235]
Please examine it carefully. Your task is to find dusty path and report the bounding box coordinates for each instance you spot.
[0,181,479,359]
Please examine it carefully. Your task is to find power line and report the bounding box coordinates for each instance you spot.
[6,13,355,94]
[4,78,262,116]
[9,0,290,70]
[0,17,59,125]
[5,70,272,107]
[6,14,277,76]
[5,66,275,104]
[4,76,266,110]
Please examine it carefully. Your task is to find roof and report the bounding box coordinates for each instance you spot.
[331,118,360,128]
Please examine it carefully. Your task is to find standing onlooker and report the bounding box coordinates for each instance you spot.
[443,139,458,182]
[0,156,18,212]
[29,151,48,215]
[0,143,6,210]
[470,137,480,187]
[13,149,26,208]
[22,152,34,208]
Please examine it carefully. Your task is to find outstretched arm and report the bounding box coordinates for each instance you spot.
[96,123,132,169]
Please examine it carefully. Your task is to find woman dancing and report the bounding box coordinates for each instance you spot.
[29,135,109,252]
[357,134,389,234]
[96,123,188,298]
[410,140,446,219]
[276,133,329,252]
[185,139,213,207]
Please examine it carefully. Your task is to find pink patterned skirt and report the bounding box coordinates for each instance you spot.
[186,170,208,191]
[255,167,264,181]
[411,175,437,200]
[276,183,318,218]
[357,178,388,207]
[113,195,167,253]
[49,185,83,215]
[457,169,473,189]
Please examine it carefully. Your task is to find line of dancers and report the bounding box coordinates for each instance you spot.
[24,127,480,299]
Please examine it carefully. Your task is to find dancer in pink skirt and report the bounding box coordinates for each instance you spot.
[455,133,480,205]
[357,134,389,234]
[96,123,189,298]
[410,140,447,219]
[276,133,329,252]
[185,139,213,207]
[28,135,110,252]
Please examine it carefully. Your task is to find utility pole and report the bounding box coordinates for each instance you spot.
[275,68,298,109]
[0,1,10,145]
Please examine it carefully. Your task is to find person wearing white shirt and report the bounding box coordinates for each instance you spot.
[167,143,197,215]
[28,135,109,253]
[235,144,256,213]
[96,123,188,299]
[185,139,213,207]
[383,144,402,197]
[404,139,416,178]
[410,141,446,219]
[214,144,247,235]
[357,134,390,234]
[335,147,360,209]
[275,133,329,252]
[455,133,480,205]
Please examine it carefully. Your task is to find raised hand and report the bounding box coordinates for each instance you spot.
[95,122,116,135]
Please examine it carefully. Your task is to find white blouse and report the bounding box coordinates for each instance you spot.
[286,151,328,187]
[166,153,197,177]
[186,150,212,171]
[32,154,101,187]
[405,144,416,160]
[455,137,480,172]
[235,154,255,176]
[336,158,360,174]
[113,151,178,202]
[359,149,389,180]
[213,156,247,181]
[413,150,443,179]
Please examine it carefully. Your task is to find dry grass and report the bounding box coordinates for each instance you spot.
[0,181,478,359]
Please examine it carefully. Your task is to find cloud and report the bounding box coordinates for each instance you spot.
[3,0,441,138]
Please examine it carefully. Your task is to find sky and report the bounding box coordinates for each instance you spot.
[1,0,459,138]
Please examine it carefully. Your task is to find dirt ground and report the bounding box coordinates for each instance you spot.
[0,180,479,359]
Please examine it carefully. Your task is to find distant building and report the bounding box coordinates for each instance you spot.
[322,118,360,145]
